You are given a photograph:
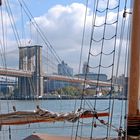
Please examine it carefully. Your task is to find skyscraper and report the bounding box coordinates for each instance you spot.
[58,61,73,76]
[82,62,89,74]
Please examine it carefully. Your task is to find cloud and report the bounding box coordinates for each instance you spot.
[33,3,91,46]
[0,11,13,38]
[98,0,118,9]
[29,3,93,73]
[30,2,129,75]
[0,1,130,77]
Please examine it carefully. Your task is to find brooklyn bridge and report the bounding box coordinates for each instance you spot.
[0,45,116,97]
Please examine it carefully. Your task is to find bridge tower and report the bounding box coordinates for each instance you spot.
[18,45,43,98]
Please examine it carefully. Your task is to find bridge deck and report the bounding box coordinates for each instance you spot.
[0,68,117,87]
[0,67,32,77]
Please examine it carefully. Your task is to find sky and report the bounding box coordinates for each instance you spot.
[0,0,131,76]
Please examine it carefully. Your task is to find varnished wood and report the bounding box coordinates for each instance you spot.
[128,136,140,140]
[127,0,140,136]
[128,0,140,117]
[127,115,140,136]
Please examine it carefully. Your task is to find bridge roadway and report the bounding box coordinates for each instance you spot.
[44,75,113,86]
[0,67,32,77]
[0,67,113,86]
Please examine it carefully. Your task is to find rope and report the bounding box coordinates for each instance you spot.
[5,0,21,47]
[17,0,62,64]
[20,2,26,45]
[0,3,11,136]
[8,126,11,140]
[91,0,111,137]
[76,0,122,138]
[117,0,132,137]
[0,0,132,139]
[75,0,98,139]
[99,0,121,138]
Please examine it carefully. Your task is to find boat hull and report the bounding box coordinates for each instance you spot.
[24,134,123,140]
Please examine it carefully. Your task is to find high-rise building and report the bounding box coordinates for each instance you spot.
[58,61,73,76]
[82,62,89,74]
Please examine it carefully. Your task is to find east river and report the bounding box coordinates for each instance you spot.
[0,99,126,140]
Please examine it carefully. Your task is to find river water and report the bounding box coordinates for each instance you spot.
[0,99,126,140]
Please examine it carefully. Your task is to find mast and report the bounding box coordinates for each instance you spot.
[127,0,140,136]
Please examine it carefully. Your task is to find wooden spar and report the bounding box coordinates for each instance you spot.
[127,0,140,136]
[0,111,109,125]
[80,112,109,119]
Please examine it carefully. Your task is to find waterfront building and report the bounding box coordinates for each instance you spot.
[44,79,80,93]
[82,62,89,74]
[112,74,128,97]
[0,80,16,97]
[75,73,108,82]
[44,73,108,93]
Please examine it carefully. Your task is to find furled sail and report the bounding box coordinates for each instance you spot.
[0,106,109,125]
